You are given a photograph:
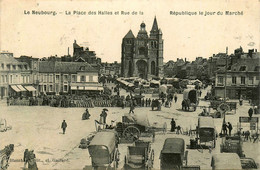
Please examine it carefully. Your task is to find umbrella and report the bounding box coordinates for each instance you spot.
[103,108,108,111]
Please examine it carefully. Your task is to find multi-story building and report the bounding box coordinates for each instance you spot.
[121,17,164,79]
[73,40,101,65]
[0,52,35,98]
[38,61,101,95]
[100,61,121,76]
[214,49,260,99]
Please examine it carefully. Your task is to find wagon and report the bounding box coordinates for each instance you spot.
[160,138,192,170]
[196,117,216,148]
[116,114,167,142]
[211,153,242,170]
[182,89,199,111]
[124,141,154,170]
[220,136,244,157]
[86,130,119,170]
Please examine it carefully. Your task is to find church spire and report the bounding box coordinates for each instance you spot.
[151,16,159,32]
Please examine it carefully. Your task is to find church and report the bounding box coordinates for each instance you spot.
[121,17,164,79]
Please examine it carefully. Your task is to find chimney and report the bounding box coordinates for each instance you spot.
[255,49,257,52]
[68,47,69,56]
[185,58,187,62]
[213,54,215,57]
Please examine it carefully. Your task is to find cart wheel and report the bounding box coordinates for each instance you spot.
[123,126,140,141]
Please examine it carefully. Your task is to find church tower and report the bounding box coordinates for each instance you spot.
[149,17,164,77]
[121,17,164,78]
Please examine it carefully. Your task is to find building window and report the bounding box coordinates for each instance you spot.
[64,74,68,83]
[10,75,13,83]
[55,75,60,82]
[49,85,53,92]
[80,76,85,82]
[49,75,53,83]
[89,76,93,82]
[248,77,254,85]
[232,77,236,84]
[1,75,4,83]
[13,65,16,70]
[44,74,48,83]
[5,75,7,83]
[217,76,224,85]
[241,76,245,84]
[71,75,77,82]
[22,76,25,83]
[239,66,246,71]
[44,85,47,92]
[1,64,4,70]
[64,85,68,92]
[7,65,10,70]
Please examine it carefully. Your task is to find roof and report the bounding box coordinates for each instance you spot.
[0,53,22,64]
[161,138,185,154]
[211,153,242,169]
[151,17,159,32]
[199,117,215,128]
[89,131,117,154]
[124,30,135,39]
[39,61,97,73]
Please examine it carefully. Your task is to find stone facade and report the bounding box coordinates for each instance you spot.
[121,17,164,79]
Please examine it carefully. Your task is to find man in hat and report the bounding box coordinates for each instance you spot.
[100,108,108,124]
[171,118,176,132]
[61,120,67,134]
[248,107,253,119]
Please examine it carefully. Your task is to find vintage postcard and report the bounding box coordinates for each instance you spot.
[0,0,259,169]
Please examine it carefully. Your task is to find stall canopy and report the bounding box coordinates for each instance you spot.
[10,85,21,92]
[17,85,27,91]
[24,86,36,91]
[71,86,103,91]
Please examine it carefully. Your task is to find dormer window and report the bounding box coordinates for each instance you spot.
[239,66,246,71]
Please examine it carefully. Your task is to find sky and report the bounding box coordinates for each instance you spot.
[0,0,259,62]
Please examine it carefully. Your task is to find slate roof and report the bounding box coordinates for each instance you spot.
[0,53,20,64]
[123,30,135,39]
[151,17,159,32]
[39,61,97,73]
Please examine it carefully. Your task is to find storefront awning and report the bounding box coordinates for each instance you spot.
[71,86,103,91]
[84,87,104,91]
[11,85,21,92]
[24,86,36,91]
[78,86,84,90]
[17,85,27,91]
[71,86,77,90]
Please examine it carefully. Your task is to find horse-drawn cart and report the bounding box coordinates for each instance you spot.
[116,114,167,142]
[182,89,199,111]
[196,117,216,148]
[84,130,119,170]
[124,141,154,170]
